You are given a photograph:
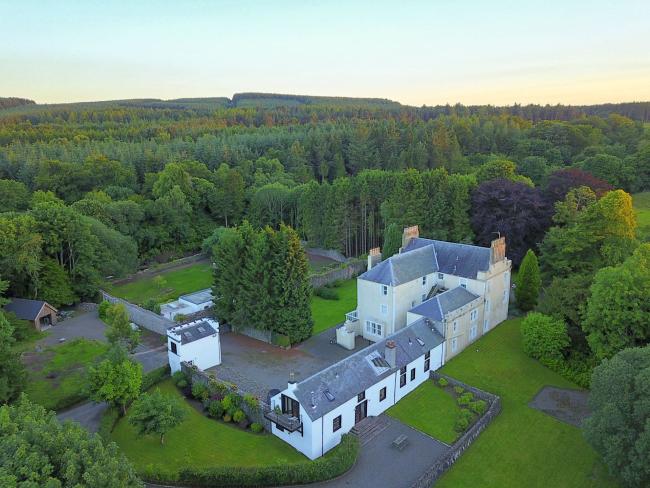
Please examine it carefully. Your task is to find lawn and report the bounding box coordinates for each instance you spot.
[111,379,306,476]
[633,191,650,241]
[105,262,213,305]
[310,279,357,335]
[386,380,461,444]
[24,338,109,410]
[435,318,617,488]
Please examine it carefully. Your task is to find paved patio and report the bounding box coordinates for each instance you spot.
[206,327,372,400]
[309,416,450,488]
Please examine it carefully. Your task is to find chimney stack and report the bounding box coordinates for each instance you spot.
[490,236,506,264]
[402,225,419,250]
[367,247,382,271]
[288,371,297,391]
[385,340,397,368]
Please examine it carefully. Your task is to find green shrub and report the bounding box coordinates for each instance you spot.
[243,393,259,409]
[176,379,188,389]
[207,400,224,419]
[271,333,291,348]
[98,406,120,442]
[222,413,232,423]
[453,386,465,395]
[141,365,171,392]
[454,409,474,432]
[233,409,246,423]
[98,301,111,320]
[142,298,161,314]
[521,312,570,367]
[192,382,209,402]
[469,399,487,415]
[457,392,474,406]
[250,422,264,433]
[172,370,187,386]
[208,379,229,399]
[438,377,448,387]
[314,287,339,300]
[141,434,359,487]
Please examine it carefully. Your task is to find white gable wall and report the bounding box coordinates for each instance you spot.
[167,334,221,374]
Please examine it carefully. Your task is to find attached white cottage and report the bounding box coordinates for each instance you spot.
[167,319,221,373]
[161,288,214,320]
[267,319,445,459]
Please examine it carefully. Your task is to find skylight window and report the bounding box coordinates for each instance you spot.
[324,389,335,401]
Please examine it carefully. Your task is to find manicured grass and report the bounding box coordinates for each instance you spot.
[111,379,306,476]
[105,262,213,305]
[24,338,109,410]
[310,279,357,335]
[387,380,461,444]
[633,192,650,241]
[435,318,617,488]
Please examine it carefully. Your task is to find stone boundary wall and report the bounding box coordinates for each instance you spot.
[310,259,366,288]
[410,372,502,488]
[100,290,173,335]
[181,361,272,431]
[233,325,274,345]
[305,247,348,263]
[109,253,208,286]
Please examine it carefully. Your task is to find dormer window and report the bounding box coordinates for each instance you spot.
[382,285,388,296]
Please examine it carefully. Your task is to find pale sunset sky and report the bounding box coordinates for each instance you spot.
[1,0,649,106]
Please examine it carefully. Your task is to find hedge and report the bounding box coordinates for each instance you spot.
[141,364,171,392]
[141,434,359,487]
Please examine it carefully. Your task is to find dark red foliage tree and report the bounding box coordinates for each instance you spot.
[544,168,612,203]
[471,179,552,265]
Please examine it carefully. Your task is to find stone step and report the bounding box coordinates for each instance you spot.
[351,415,390,446]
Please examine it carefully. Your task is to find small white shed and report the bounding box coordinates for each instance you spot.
[167,319,221,373]
[161,288,214,320]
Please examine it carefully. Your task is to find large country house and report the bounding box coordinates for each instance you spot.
[267,226,511,459]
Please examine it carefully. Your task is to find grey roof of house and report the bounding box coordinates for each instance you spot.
[4,298,53,321]
[168,320,217,344]
[359,238,491,285]
[409,286,480,322]
[180,288,214,305]
[292,319,444,421]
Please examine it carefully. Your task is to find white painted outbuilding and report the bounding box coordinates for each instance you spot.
[167,319,221,373]
[267,318,445,459]
[161,288,214,320]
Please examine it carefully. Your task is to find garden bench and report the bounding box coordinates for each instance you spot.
[392,434,409,450]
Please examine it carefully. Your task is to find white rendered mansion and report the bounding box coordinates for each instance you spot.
[267,226,511,459]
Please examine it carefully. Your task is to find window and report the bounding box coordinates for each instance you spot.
[422,276,427,286]
[281,394,300,417]
[438,273,444,280]
[380,303,388,315]
[470,309,478,322]
[483,319,489,333]
[452,321,458,333]
[486,299,491,312]
[333,415,342,432]
[365,320,382,336]
[421,294,426,302]
[451,337,458,352]
[169,341,178,355]
[424,351,431,372]
[410,368,416,381]
[400,366,407,387]
[357,391,365,402]
[379,387,387,401]
[503,289,508,304]
[470,325,477,340]
[460,278,468,289]
[411,300,416,308]
[504,271,509,284]
[382,285,388,296]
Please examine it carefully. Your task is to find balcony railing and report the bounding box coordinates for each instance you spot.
[345,310,359,322]
[264,410,303,432]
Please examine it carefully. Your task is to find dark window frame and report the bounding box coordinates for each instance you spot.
[333,415,342,432]
[400,366,407,387]
[379,387,387,401]
[169,341,178,355]
[357,391,365,402]
[410,368,416,381]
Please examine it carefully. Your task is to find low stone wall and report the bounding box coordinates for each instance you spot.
[100,290,173,335]
[410,373,502,488]
[181,362,271,431]
[233,325,274,345]
[310,259,365,288]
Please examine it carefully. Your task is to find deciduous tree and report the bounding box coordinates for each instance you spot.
[128,389,186,444]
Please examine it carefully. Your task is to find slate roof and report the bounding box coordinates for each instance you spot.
[4,298,54,321]
[167,319,217,344]
[292,319,444,421]
[409,286,480,322]
[180,288,214,305]
[359,238,491,285]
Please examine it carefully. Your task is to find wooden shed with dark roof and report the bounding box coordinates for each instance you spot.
[4,298,58,331]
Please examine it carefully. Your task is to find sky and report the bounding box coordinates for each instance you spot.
[1,0,649,106]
